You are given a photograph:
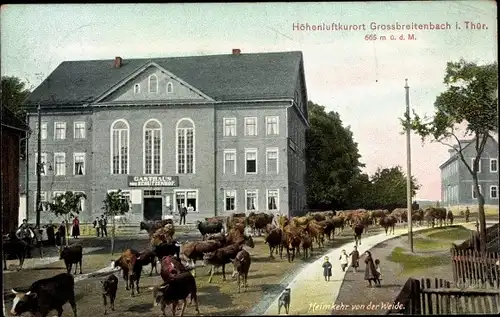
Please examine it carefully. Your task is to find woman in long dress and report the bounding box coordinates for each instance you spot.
[364,251,380,287]
[71,217,80,239]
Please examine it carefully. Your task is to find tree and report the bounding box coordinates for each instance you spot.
[1,76,31,118]
[102,190,130,255]
[45,191,86,248]
[403,59,498,252]
[345,173,375,209]
[306,101,365,209]
[2,76,31,159]
[370,166,421,211]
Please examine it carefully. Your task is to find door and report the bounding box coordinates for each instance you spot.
[143,198,163,221]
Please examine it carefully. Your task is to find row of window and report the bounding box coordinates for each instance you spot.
[223,116,279,137]
[135,75,174,94]
[472,185,498,199]
[471,158,498,173]
[35,191,85,211]
[110,118,195,175]
[224,189,279,212]
[223,148,279,175]
[35,153,86,176]
[39,121,86,140]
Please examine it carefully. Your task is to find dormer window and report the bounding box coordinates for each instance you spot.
[134,84,140,94]
[167,82,173,94]
[148,75,158,93]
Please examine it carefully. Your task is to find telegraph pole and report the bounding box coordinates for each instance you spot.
[36,105,42,228]
[405,79,414,253]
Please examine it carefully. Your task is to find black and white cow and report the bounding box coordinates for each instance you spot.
[10,273,77,317]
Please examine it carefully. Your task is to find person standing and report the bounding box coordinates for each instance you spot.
[349,245,360,273]
[322,256,332,281]
[179,203,187,225]
[46,220,56,246]
[100,215,108,237]
[58,221,66,246]
[187,204,194,214]
[374,259,382,286]
[71,216,80,239]
[339,249,350,272]
[93,217,100,237]
[364,251,380,287]
[465,207,470,223]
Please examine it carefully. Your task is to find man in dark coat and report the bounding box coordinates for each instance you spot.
[179,203,188,225]
[93,217,100,237]
[46,220,56,246]
[58,221,66,246]
[99,215,108,237]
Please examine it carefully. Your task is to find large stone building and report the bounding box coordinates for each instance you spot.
[22,50,309,223]
[440,136,499,206]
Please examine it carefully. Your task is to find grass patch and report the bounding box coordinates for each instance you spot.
[426,227,473,241]
[413,238,453,251]
[387,247,449,275]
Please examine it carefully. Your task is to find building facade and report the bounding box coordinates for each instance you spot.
[440,137,499,206]
[1,106,30,232]
[22,50,309,223]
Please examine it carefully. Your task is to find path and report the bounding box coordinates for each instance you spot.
[262,222,478,316]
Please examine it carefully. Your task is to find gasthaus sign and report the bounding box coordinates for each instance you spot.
[128,176,179,187]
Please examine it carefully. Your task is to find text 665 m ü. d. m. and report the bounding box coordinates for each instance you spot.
[364,34,417,41]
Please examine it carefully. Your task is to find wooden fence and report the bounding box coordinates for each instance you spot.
[387,278,500,315]
[450,249,500,289]
[456,223,499,251]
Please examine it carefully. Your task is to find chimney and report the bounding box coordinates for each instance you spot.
[232,49,241,56]
[114,56,122,68]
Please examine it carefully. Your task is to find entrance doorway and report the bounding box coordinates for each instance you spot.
[143,190,163,221]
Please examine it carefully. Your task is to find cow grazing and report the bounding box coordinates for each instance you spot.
[265,227,282,258]
[3,232,28,271]
[101,274,118,315]
[153,271,200,317]
[10,273,77,317]
[203,243,243,283]
[160,255,188,282]
[233,249,251,293]
[197,221,223,239]
[181,239,224,277]
[137,250,158,276]
[154,240,181,261]
[60,245,83,275]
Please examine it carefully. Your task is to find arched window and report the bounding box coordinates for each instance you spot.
[110,119,129,174]
[148,74,158,93]
[166,82,174,94]
[176,118,195,174]
[143,119,162,174]
[134,84,140,94]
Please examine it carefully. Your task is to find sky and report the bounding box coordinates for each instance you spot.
[1,2,497,201]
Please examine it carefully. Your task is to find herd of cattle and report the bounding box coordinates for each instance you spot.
[7,207,455,317]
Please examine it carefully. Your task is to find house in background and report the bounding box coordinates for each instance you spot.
[21,50,309,224]
[440,136,499,206]
[1,106,30,232]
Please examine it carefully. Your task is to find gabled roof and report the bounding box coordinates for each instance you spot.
[439,135,499,169]
[1,106,30,132]
[24,51,304,107]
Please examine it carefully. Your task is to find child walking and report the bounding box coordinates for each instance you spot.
[374,259,382,287]
[322,256,332,281]
[339,249,349,272]
[349,245,360,273]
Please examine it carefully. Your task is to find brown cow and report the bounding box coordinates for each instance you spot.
[113,249,142,296]
[233,249,251,293]
[247,212,274,236]
[160,255,187,282]
[301,231,313,260]
[181,240,224,277]
[280,227,302,262]
[379,215,397,235]
[265,227,282,258]
[306,220,326,249]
